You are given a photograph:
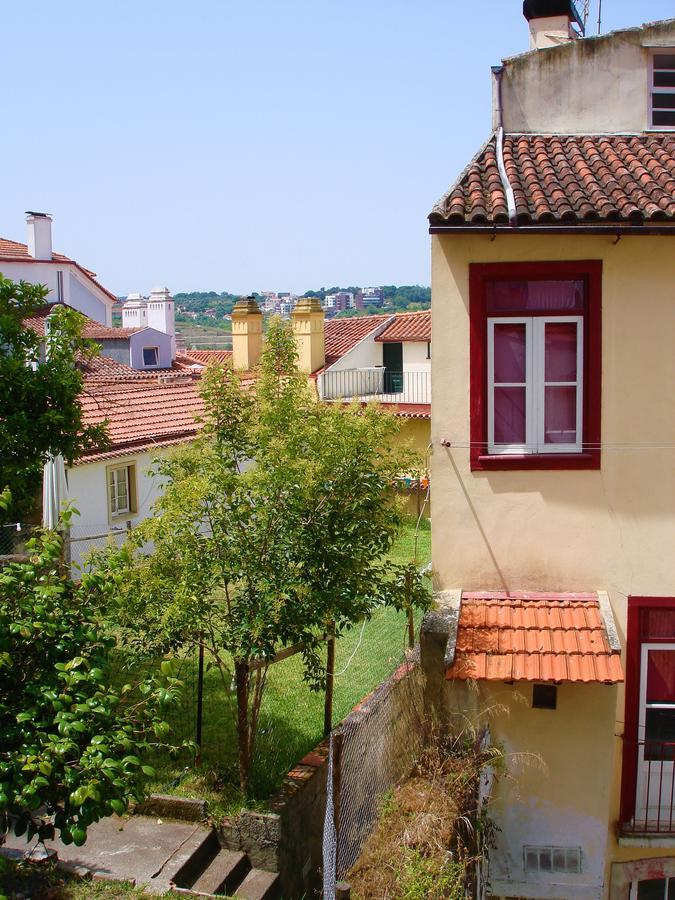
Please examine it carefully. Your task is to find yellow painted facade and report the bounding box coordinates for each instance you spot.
[431,233,675,898]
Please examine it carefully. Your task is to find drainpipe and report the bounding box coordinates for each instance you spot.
[491,65,518,227]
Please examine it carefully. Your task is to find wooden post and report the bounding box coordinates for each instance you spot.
[332,730,344,879]
[406,570,415,649]
[324,629,335,738]
[195,640,205,765]
[336,882,351,900]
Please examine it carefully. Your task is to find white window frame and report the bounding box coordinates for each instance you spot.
[650,50,675,130]
[488,316,584,455]
[630,875,674,899]
[109,465,131,516]
[142,346,160,368]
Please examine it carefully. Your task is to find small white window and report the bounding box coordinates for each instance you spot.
[56,270,64,303]
[109,466,130,516]
[524,845,581,875]
[651,52,675,129]
[142,346,160,367]
[487,316,583,455]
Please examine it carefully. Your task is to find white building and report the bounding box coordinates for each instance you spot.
[0,213,116,326]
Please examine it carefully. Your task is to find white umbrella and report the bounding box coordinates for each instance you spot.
[42,454,68,530]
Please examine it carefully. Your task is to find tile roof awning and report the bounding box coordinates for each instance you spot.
[375,310,431,343]
[430,133,675,229]
[446,591,624,684]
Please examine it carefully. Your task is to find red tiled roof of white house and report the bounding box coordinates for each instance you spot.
[323,314,391,368]
[375,310,431,343]
[0,237,118,303]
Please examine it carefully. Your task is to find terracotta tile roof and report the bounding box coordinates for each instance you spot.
[22,305,140,339]
[324,315,391,368]
[78,377,204,463]
[446,591,624,684]
[178,349,233,366]
[375,310,431,343]
[0,237,117,301]
[384,403,431,419]
[430,133,675,227]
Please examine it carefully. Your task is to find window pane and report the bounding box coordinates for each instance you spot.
[668,878,675,900]
[487,280,585,313]
[143,347,159,366]
[653,92,675,109]
[494,387,526,444]
[645,708,675,760]
[648,650,675,703]
[494,323,526,383]
[655,71,675,88]
[653,110,675,127]
[654,53,675,68]
[638,879,667,900]
[545,322,577,382]
[641,609,675,641]
[544,386,577,444]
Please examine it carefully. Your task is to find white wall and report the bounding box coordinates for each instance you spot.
[402,341,431,374]
[0,260,112,325]
[67,451,167,572]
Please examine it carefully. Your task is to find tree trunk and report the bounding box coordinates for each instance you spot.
[235,660,250,795]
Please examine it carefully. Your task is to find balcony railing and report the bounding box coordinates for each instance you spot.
[622,740,675,835]
[318,368,430,405]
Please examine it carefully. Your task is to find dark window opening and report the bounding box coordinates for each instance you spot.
[533,684,557,710]
[143,347,159,367]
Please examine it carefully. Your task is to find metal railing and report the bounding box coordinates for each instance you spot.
[622,740,675,834]
[319,368,430,405]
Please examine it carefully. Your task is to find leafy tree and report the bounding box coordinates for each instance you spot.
[93,319,430,794]
[0,277,107,525]
[0,497,183,846]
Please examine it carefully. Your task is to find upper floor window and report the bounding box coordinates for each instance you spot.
[142,346,159,367]
[469,262,602,471]
[651,52,675,129]
[108,463,137,519]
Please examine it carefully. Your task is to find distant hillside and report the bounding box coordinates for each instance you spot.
[174,285,431,323]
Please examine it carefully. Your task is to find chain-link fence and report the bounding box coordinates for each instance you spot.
[322,648,426,895]
[0,523,34,556]
[65,522,128,574]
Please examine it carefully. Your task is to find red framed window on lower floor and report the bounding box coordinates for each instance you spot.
[621,597,675,833]
[469,261,602,471]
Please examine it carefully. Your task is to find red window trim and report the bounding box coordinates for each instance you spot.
[469,260,602,471]
[620,596,675,826]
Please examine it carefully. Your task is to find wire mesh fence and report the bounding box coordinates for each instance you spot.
[0,523,34,556]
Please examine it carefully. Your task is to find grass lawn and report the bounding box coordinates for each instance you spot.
[0,858,157,899]
[143,518,432,817]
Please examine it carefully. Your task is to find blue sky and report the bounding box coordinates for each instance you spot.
[2,0,673,295]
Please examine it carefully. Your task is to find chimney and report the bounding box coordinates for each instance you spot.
[231,296,263,371]
[26,211,53,260]
[523,0,582,49]
[147,287,176,359]
[122,294,148,330]
[292,297,325,374]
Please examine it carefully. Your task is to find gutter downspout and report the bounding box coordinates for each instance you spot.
[491,65,518,227]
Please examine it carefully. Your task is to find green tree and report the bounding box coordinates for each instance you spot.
[94,318,430,794]
[0,497,183,846]
[0,277,107,525]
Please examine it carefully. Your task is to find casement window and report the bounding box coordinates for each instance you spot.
[56,270,64,303]
[107,464,137,518]
[621,598,675,833]
[630,876,675,899]
[469,262,602,471]
[651,52,675,129]
[142,346,160,367]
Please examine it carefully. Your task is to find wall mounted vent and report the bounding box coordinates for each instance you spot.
[524,845,582,875]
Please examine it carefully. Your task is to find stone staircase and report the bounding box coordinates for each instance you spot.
[170,829,280,899]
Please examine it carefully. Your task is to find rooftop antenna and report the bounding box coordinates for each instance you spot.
[580,0,590,34]
[597,0,603,34]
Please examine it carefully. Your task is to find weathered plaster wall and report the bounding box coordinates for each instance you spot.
[430,232,675,892]
[497,20,675,134]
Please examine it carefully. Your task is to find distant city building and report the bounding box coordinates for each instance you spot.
[356,287,384,309]
[323,291,355,313]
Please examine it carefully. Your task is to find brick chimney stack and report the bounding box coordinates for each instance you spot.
[231,296,263,371]
[292,297,325,374]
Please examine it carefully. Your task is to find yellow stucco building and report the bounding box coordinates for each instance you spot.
[423,6,675,899]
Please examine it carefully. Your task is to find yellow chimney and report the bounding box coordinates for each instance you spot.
[292,297,325,374]
[231,297,263,371]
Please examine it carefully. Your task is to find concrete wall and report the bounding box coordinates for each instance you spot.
[69,268,112,325]
[497,20,675,134]
[430,232,675,894]
[402,340,431,373]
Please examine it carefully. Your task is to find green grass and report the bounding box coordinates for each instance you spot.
[142,519,431,817]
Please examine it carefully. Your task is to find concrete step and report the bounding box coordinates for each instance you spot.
[191,849,250,896]
[166,828,221,892]
[233,868,280,900]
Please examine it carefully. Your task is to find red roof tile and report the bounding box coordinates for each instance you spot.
[430,133,675,227]
[78,377,204,463]
[446,591,624,684]
[323,315,391,368]
[375,310,431,343]
[22,305,139,339]
[178,349,233,366]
